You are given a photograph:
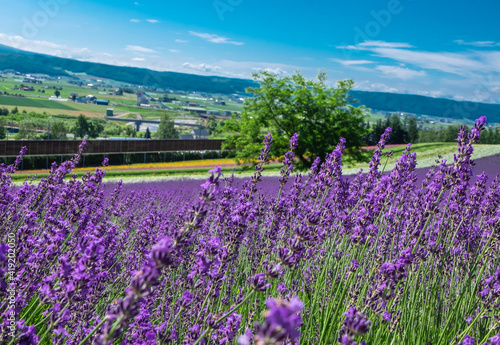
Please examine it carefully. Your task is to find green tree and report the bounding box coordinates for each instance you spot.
[55,90,61,98]
[87,118,105,138]
[0,118,6,139]
[388,114,408,144]
[407,116,419,143]
[71,114,89,139]
[125,125,136,137]
[11,107,18,114]
[223,71,368,168]
[49,121,68,140]
[156,113,179,139]
[206,116,220,136]
[145,127,151,139]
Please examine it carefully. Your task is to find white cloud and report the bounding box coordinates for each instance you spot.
[358,41,414,49]
[125,45,157,53]
[331,59,375,66]
[454,39,500,47]
[188,31,244,45]
[355,82,399,93]
[175,39,188,43]
[146,19,159,23]
[132,58,145,61]
[0,34,168,69]
[337,41,413,50]
[130,19,140,23]
[182,62,223,73]
[134,1,139,5]
[376,65,427,80]
[338,41,500,77]
[252,67,288,75]
[169,49,180,53]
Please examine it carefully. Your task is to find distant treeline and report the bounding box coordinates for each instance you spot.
[363,114,500,145]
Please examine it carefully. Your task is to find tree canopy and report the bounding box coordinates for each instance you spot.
[156,113,179,139]
[223,71,368,168]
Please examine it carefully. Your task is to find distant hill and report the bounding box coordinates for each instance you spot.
[1,44,499,123]
[349,91,500,123]
[0,44,257,94]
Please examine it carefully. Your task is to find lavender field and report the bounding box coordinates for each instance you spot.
[1,117,500,345]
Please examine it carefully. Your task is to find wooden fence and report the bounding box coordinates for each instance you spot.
[0,139,225,157]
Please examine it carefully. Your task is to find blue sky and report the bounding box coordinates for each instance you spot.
[0,0,499,102]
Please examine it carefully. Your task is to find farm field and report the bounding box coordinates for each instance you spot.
[2,117,500,344]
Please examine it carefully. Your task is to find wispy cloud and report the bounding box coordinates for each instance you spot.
[252,67,288,75]
[454,39,500,47]
[338,41,500,77]
[188,31,244,45]
[182,62,222,73]
[134,1,139,5]
[337,41,413,50]
[146,19,159,23]
[175,39,188,43]
[331,59,375,66]
[125,45,157,53]
[169,49,180,53]
[130,19,140,23]
[375,65,427,80]
[132,57,145,61]
[0,34,152,68]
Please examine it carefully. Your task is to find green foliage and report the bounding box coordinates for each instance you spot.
[71,114,88,139]
[11,106,18,114]
[49,121,68,140]
[14,118,41,139]
[224,71,368,168]
[385,114,408,144]
[71,114,104,139]
[419,125,500,144]
[54,90,61,98]
[88,118,105,139]
[145,127,151,139]
[408,116,419,143]
[0,107,9,116]
[156,113,179,139]
[124,125,136,137]
[206,116,222,136]
[0,118,6,139]
[103,122,123,137]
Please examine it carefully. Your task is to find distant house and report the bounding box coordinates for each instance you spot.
[76,97,87,103]
[180,134,194,140]
[106,108,114,116]
[188,102,197,107]
[222,111,232,116]
[190,128,210,139]
[94,99,109,106]
[70,92,78,99]
[207,110,221,115]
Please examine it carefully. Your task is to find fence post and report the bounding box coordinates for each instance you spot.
[144,153,147,164]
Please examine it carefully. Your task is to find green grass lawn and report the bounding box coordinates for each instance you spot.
[0,95,76,109]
